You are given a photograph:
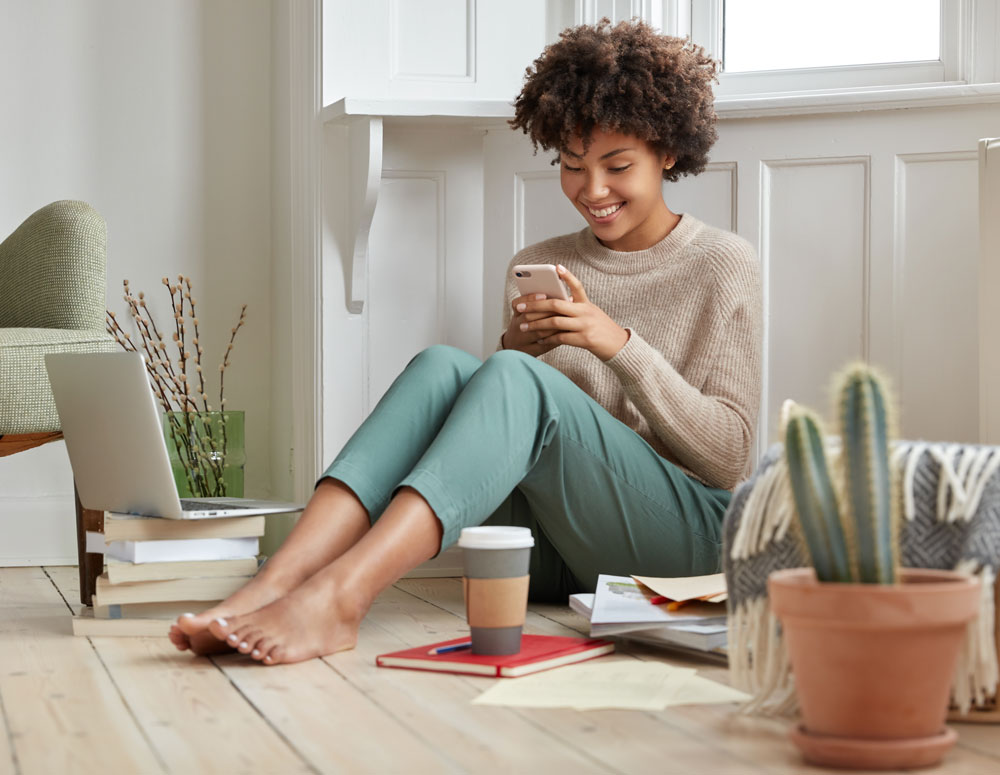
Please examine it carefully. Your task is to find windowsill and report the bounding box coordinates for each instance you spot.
[714,81,1000,118]
[322,82,1000,125]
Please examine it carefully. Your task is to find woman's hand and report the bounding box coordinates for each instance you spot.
[503,292,563,357]
[506,265,630,362]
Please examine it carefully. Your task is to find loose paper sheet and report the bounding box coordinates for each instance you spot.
[472,659,747,711]
[631,573,728,603]
[472,660,695,711]
[664,675,751,707]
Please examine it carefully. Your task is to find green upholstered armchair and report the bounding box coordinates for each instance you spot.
[0,200,117,604]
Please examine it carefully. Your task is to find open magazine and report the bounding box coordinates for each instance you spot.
[571,574,728,656]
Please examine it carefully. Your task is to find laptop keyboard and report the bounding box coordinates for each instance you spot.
[180,499,258,511]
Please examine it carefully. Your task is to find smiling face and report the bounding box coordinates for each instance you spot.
[560,128,678,252]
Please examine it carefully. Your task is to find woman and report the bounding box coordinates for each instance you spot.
[171,19,761,665]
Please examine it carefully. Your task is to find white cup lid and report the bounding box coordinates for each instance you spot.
[458,526,535,550]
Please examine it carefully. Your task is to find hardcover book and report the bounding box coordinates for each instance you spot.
[93,573,250,606]
[376,634,614,678]
[103,513,265,542]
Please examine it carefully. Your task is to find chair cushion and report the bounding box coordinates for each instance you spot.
[0,328,116,434]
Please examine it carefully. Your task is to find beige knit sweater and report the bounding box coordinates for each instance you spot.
[500,213,762,491]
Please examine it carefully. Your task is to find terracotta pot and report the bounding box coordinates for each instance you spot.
[769,567,980,770]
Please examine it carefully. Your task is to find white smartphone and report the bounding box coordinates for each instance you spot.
[512,264,571,301]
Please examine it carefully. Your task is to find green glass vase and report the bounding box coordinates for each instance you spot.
[163,410,245,498]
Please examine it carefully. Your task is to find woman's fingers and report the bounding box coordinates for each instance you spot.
[519,316,581,334]
[522,311,560,323]
[511,293,549,313]
[557,264,588,304]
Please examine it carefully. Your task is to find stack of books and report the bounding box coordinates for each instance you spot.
[570,573,729,661]
[72,512,264,636]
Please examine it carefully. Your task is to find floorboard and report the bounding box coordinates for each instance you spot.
[325,588,613,774]
[0,568,162,773]
[214,655,459,774]
[0,689,15,775]
[0,565,993,775]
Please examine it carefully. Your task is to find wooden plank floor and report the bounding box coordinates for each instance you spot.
[1,567,997,775]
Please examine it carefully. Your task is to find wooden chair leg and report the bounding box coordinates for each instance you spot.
[74,484,103,606]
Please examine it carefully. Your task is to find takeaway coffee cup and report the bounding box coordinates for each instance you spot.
[458,526,535,655]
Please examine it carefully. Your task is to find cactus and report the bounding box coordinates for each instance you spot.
[783,363,898,584]
[784,407,853,582]
[840,366,896,583]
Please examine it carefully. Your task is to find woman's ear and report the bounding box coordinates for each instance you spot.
[663,155,676,171]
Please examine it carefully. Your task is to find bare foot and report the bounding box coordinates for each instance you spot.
[206,565,366,665]
[170,568,301,655]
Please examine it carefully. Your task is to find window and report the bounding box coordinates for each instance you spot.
[723,0,940,74]
[684,0,969,97]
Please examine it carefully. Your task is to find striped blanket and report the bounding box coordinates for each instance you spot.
[722,440,1000,714]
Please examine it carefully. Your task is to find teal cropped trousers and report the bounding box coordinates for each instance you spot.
[320,345,731,602]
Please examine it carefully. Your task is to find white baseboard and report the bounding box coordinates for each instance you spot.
[0,495,78,567]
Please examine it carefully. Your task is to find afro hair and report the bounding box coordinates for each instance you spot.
[509,19,720,181]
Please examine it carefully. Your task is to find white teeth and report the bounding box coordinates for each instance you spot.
[588,203,623,218]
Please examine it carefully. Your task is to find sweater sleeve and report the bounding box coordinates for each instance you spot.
[604,277,762,490]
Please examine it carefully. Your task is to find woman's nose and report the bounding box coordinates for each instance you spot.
[584,172,609,199]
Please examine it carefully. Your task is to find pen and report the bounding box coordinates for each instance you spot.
[428,641,473,655]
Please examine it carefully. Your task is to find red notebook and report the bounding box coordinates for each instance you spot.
[375,634,614,678]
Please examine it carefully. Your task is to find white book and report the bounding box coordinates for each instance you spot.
[570,593,728,655]
[87,531,259,563]
[104,513,265,542]
[73,608,172,637]
[107,557,258,583]
[94,573,251,606]
[589,574,727,635]
[94,599,224,620]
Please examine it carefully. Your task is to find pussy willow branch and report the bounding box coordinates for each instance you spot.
[106,278,249,496]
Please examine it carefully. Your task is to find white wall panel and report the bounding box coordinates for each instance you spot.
[515,171,584,251]
[390,0,474,81]
[896,152,979,443]
[324,0,548,104]
[762,157,869,443]
[663,162,737,232]
[367,173,445,408]
[321,124,485,463]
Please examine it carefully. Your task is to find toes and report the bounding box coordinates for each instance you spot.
[176,609,218,636]
[167,626,190,651]
[207,615,237,641]
[252,637,277,661]
[188,630,237,656]
[236,629,262,654]
[224,622,255,649]
[263,646,284,666]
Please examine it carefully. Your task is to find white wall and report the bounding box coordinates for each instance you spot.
[0,0,273,564]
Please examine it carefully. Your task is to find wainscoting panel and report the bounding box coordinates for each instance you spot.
[762,157,870,442]
[895,151,979,443]
[515,170,583,252]
[366,172,446,409]
[389,0,475,82]
[665,161,737,233]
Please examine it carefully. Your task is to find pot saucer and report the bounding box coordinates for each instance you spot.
[789,724,957,770]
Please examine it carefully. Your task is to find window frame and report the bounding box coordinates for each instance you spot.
[670,0,991,98]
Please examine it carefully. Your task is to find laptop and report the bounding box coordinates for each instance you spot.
[45,351,304,520]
